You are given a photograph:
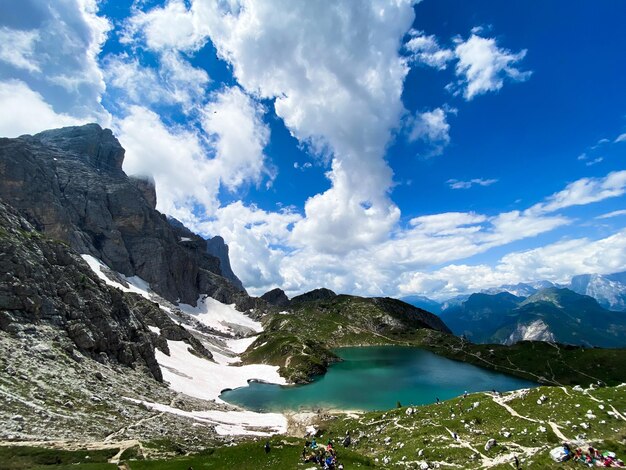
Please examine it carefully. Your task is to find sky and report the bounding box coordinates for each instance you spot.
[1,0,626,300]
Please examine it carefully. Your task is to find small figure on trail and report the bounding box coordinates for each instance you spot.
[436,397,440,404]
[342,432,351,448]
[311,437,318,449]
[514,455,520,469]
[452,431,458,441]
[264,441,271,454]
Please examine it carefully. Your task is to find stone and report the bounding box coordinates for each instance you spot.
[485,438,497,451]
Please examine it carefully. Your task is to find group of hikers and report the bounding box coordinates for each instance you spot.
[553,442,625,467]
[300,434,350,469]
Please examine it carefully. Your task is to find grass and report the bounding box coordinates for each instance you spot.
[0,446,118,470]
[126,438,373,469]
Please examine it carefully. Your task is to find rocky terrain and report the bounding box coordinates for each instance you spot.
[0,200,263,452]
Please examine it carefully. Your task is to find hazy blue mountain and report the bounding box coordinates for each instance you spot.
[481,280,556,297]
[439,292,523,343]
[440,288,626,348]
[400,295,442,314]
[569,272,626,311]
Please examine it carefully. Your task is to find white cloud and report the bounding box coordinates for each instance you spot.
[447,178,498,189]
[118,86,270,219]
[0,27,40,72]
[195,201,302,292]
[201,86,270,191]
[585,157,603,166]
[104,51,210,112]
[529,171,626,214]
[117,106,215,217]
[452,34,531,100]
[596,209,626,220]
[0,0,111,124]
[408,107,452,156]
[615,133,626,143]
[405,30,454,70]
[126,0,416,255]
[398,230,626,299]
[0,80,86,137]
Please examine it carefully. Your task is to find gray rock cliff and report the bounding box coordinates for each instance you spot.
[0,124,252,308]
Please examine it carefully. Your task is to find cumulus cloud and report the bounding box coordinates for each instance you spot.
[196,202,301,292]
[103,51,210,112]
[201,86,271,191]
[405,30,454,70]
[0,80,86,137]
[398,230,626,299]
[0,0,111,123]
[125,0,416,255]
[0,27,40,72]
[447,178,498,189]
[452,34,531,100]
[408,107,452,156]
[117,87,270,219]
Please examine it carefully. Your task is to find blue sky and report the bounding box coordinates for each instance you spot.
[1,0,625,299]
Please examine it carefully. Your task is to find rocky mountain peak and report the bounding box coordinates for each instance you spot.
[291,288,337,304]
[206,235,246,292]
[0,123,253,308]
[35,123,125,173]
[260,288,290,307]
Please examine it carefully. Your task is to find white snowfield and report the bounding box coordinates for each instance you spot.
[80,253,288,436]
[178,296,263,335]
[81,254,153,298]
[157,340,285,401]
[125,398,287,436]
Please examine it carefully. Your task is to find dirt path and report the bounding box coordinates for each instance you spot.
[489,392,570,441]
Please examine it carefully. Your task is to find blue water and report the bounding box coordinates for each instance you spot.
[220,346,536,412]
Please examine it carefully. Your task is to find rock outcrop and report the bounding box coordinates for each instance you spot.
[0,200,162,380]
[0,124,246,307]
[206,235,246,292]
[291,288,337,304]
[260,288,290,307]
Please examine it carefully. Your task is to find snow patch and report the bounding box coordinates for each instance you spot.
[506,320,555,345]
[156,340,285,402]
[125,398,287,436]
[80,254,153,299]
[147,326,161,335]
[178,296,262,335]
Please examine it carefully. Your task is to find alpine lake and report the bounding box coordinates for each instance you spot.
[220,346,536,412]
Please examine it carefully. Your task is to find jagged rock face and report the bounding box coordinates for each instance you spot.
[206,235,246,292]
[0,124,240,306]
[291,288,337,304]
[261,288,290,307]
[0,201,162,380]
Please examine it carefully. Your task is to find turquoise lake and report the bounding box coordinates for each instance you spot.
[220,346,537,412]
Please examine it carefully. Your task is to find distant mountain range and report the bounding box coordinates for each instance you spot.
[402,272,626,348]
[439,287,626,348]
[403,271,626,314]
